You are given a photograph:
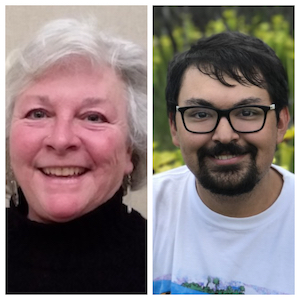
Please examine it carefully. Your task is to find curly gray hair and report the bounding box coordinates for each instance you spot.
[6,18,147,190]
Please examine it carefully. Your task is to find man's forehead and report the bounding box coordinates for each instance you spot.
[178,66,270,107]
[181,65,262,85]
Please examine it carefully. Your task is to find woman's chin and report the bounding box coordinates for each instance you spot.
[28,197,89,223]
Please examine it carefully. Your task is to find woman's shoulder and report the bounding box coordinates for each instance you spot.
[119,204,147,237]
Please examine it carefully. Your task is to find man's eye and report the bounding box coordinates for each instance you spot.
[237,108,261,118]
[241,110,254,117]
[26,109,48,119]
[186,108,213,120]
[195,112,209,119]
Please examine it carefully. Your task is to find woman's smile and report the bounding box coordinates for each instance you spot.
[40,166,88,177]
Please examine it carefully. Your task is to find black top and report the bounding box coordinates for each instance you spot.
[6,188,147,294]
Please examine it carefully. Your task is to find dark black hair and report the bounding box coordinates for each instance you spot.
[166,31,288,121]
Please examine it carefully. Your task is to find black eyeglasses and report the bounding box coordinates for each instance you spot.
[176,104,276,134]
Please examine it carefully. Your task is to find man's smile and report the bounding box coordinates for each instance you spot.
[210,153,247,166]
[214,154,238,160]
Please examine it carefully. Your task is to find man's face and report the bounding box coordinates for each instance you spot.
[170,67,289,196]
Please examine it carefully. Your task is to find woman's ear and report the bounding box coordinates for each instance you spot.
[276,106,290,144]
[125,146,134,175]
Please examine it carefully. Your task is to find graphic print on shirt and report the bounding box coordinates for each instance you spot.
[153,274,289,294]
[181,276,245,294]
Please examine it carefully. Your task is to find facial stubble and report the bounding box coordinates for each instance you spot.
[196,142,261,196]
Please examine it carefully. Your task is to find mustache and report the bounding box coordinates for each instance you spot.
[197,142,258,160]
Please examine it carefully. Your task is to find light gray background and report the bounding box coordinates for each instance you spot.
[6,5,147,54]
[6,5,147,218]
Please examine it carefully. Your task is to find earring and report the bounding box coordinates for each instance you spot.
[10,179,19,207]
[122,174,132,213]
[7,166,19,207]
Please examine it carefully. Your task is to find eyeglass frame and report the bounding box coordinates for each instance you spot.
[175,103,276,134]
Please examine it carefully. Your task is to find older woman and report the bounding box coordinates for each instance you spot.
[6,19,147,293]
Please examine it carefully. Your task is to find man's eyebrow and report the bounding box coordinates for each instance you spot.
[184,98,214,107]
[183,97,263,108]
[232,97,263,107]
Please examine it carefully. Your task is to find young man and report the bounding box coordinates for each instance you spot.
[153,32,294,294]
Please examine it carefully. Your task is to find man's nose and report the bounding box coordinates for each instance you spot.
[44,119,81,154]
[211,117,240,144]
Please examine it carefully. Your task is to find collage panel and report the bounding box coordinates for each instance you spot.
[4,4,297,296]
[153,6,294,295]
[6,5,147,294]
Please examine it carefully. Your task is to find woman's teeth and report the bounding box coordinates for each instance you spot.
[42,167,86,177]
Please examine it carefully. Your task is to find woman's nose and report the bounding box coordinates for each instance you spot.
[44,119,81,154]
[211,117,240,144]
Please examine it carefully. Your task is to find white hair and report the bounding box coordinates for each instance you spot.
[6,18,147,190]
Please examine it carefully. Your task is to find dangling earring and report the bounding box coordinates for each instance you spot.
[10,179,19,207]
[122,174,132,213]
[7,167,19,207]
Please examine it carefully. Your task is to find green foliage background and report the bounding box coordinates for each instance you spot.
[153,7,294,174]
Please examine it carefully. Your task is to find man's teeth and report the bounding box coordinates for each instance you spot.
[214,155,237,160]
[42,167,86,177]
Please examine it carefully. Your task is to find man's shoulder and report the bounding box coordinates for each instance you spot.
[153,165,193,198]
[153,165,192,183]
[271,164,294,203]
[272,164,294,183]
[153,165,191,178]
[153,166,195,234]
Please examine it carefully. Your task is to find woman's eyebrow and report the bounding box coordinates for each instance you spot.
[81,97,108,108]
[22,95,51,104]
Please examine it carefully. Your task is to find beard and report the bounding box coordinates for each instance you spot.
[196,142,261,196]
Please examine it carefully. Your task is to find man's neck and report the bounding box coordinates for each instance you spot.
[196,167,283,218]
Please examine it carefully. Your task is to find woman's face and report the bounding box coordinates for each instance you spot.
[9,63,133,223]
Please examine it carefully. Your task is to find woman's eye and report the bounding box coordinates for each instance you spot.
[84,113,106,123]
[26,109,48,119]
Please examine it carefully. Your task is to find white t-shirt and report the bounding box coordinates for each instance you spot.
[153,165,294,294]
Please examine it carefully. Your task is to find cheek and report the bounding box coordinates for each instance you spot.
[88,131,132,170]
[9,125,41,169]
[245,132,277,166]
[177,130,209,154]
[177,132,210,166]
